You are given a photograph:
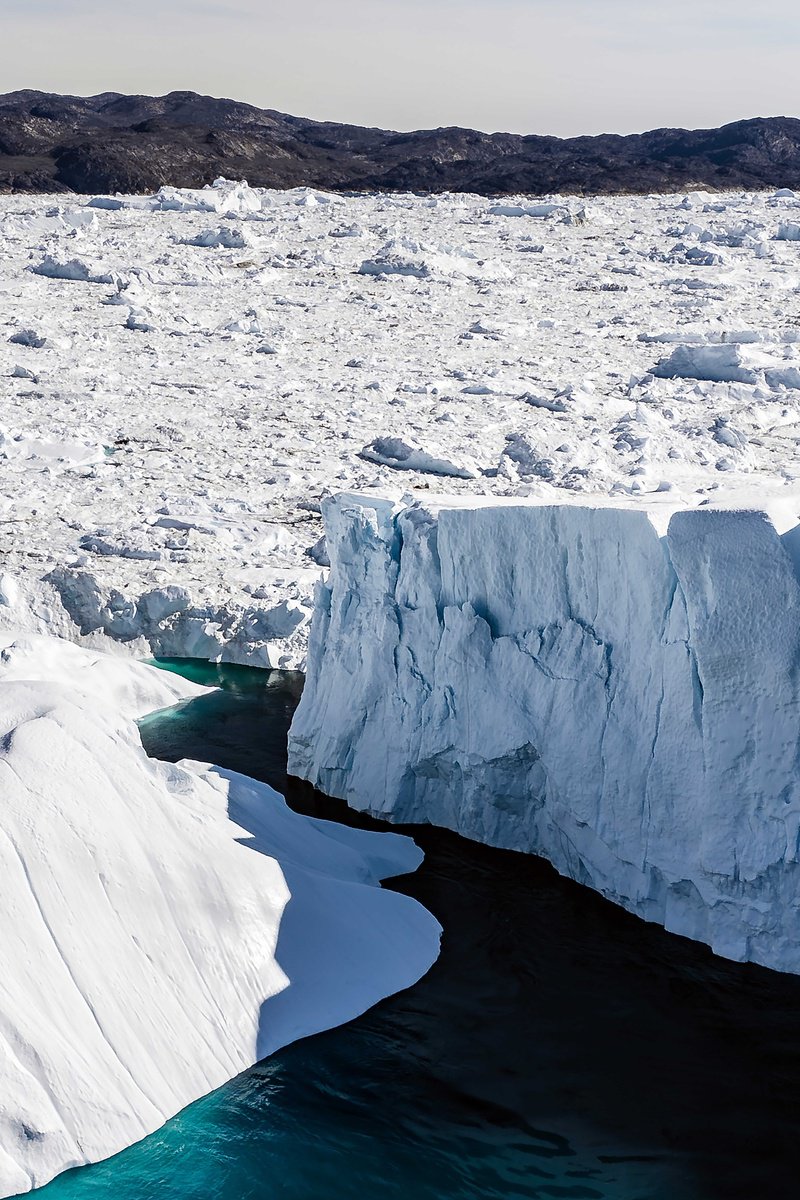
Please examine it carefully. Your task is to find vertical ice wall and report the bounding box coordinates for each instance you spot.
[288,493,800,973]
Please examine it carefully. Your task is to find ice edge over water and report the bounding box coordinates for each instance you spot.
[0,641,440,1196]
[289,492,800,974]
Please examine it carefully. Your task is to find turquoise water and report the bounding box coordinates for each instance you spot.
[31,661,800,1199]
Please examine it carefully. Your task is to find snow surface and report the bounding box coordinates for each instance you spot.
[289,491,800,975]
[0,636,439,1195]
[4,183,800,667]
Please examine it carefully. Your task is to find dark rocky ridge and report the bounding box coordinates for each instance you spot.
[2,88,800,195]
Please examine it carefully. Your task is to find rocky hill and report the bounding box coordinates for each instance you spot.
[2,89,800,194]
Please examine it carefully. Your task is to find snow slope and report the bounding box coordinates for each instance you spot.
[0,637,439,1195]
[3,183,800,667]
[288,491,800,974]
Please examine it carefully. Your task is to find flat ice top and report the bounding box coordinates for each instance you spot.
[334,484,800,538]
[2,182,800,664]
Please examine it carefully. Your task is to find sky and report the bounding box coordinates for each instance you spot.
[1,0,799,136]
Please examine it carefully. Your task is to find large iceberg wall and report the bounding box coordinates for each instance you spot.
[288,493,800,974]
[0,636,439,1195]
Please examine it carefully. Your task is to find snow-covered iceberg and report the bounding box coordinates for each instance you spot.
[288,492,800,975]
[0,636,439,1195]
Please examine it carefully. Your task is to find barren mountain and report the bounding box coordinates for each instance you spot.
[2,89,800,194]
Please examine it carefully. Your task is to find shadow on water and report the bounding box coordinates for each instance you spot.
[35,660,800,1200]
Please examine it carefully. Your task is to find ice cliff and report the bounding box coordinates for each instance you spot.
[288,493,800,974]
[0,636,439,1195]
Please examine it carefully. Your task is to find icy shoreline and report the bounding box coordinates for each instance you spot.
[289,492,800,975]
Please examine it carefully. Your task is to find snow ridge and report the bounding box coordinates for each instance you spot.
[289,493,800,974]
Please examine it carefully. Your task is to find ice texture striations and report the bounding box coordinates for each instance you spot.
[288,493,800,974]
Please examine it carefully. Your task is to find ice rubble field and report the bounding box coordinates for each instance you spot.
[3,180,800,1189]
[3,179,800,667]
[0,635,440,1195]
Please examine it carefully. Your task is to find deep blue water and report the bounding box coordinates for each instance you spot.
[31,660,800,1200]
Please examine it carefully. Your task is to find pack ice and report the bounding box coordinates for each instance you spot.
[289,492,800,974]
[4,183,800,671]
[0,635,440,1195]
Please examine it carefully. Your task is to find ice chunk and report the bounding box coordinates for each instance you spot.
[86,196,127,210]
[653,343,760,384]
[360,436,477,479]
[29,255,116,284]
[359,237,510,281]
[289,493,800,975]
[487,202,565,218]
[181,226,251,249]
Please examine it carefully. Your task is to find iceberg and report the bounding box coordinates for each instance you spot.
[288,492,800,975]
[0,636,439,1195]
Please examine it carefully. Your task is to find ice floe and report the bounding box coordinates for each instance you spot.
[3,183,800,665]
[0,636,439,1194]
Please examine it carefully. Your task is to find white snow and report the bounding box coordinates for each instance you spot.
[288,491,800,976]
[0,635,439,1195]
[0,631,209,715]
[2,184,800,668]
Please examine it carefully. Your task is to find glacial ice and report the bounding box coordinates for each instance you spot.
[5,183,800,669]
[0,636,440,1195]
[652,341,800,389]
[358,237,511,282]
[29,256,116,285]
[360,436,477,479]
[288,492,800,974]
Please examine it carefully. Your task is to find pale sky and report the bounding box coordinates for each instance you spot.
[1,0,799,136]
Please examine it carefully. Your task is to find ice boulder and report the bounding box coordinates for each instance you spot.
[358,237,511,282]
[28,256,116,284]
[652,343,761,384]
[289,493,800,975]
[487,202,565,218]
[160,181,261,216]
[181,226,251,249]
[86,196,127,210]
[360,436,477,479]
[652,342,800,389]
[0,637,439,1195]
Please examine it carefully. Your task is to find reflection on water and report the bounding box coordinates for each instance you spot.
[34,660,800,1199]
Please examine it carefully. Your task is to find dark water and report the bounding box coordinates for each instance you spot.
[34,660,800,1200]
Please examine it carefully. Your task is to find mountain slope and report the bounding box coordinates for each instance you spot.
[1,89,800,194]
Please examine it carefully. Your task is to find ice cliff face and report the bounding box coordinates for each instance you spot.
[0,637,439,1195]
[288,493,800,974]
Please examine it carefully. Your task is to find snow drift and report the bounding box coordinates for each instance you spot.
[288,493,800,975]
[0,637,439,1195]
